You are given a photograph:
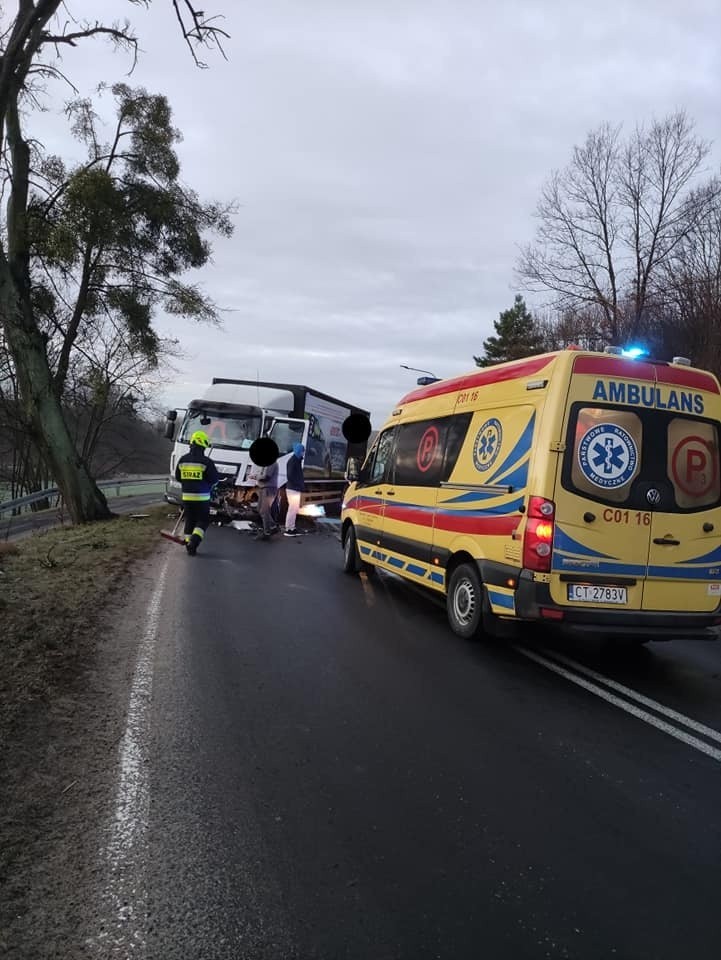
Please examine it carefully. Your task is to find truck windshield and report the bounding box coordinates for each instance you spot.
[562,403,721,513]
[180,410,262,450]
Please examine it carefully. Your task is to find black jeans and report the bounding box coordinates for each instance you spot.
[183,501,211,551]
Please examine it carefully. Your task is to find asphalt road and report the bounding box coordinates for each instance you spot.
[94,522,721,959]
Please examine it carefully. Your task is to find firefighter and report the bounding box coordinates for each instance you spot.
[174,430,224,555]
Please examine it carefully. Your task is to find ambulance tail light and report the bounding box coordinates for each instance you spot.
[522,496,555,573]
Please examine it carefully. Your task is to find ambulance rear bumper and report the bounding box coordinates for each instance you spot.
[514,572,721,641]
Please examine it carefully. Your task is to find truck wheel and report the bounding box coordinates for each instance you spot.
[342,525,362,574]
[447,563,484,639]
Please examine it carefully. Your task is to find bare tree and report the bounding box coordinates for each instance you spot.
[0,1,227,523]
[518,112,713,344]
[535,305,607,353]
[63,318,180,476]
[652,178,721,370]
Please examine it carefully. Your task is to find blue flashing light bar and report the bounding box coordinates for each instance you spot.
[621,346,647,359]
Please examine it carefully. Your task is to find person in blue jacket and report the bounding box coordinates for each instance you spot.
[284,442,306,537]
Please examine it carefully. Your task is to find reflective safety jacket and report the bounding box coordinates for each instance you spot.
[175,445,221,502]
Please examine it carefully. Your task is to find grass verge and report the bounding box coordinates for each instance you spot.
[0,504,174,737]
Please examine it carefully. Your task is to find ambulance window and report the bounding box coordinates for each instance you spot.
[358,437,378,480]
[394,419,447,486]
[368,428,396,485]
[569,407,642,504]
[667,419,720,509]
[442,413,473,480]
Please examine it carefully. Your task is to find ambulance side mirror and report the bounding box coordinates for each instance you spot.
[345,457,360,482]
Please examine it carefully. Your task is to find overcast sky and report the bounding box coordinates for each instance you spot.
[17,0,721,426]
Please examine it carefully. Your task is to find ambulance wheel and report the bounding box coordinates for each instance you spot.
[447,563,484,639]
[342,524,362,574]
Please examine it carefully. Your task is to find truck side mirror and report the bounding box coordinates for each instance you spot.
[164,409,177,440]
[345,457,360,482]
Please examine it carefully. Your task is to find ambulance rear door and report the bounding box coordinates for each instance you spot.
[642,400,721,613]
[551,396,650,611]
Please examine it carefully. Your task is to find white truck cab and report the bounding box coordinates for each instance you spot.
[165,383,308,507]
[165,379,369,521]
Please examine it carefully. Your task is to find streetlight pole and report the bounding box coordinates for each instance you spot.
[400,364,441,385]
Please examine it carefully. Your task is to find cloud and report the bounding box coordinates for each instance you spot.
[19,0,721,428]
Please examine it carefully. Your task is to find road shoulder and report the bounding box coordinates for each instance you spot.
[0,546,168,959]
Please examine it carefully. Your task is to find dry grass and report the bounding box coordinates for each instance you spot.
[0,504,172,733]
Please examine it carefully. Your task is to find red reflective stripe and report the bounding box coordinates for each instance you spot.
[399,355,555,405]
[382,504,517,536]
[572,356,656,381]
[382,505,434,528]
[573,355,720,395]
[351,496,384,516]
[656,366,720,394]
[434,514,518,536]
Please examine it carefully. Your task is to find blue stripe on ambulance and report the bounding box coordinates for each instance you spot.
[487,588,515,612]
[553,526,615,560]
[554,557,646,576]
[491,457,529,491]
[486,411,536,484]
[437,493,526,513]
[679,543,721,565]
[649,565,721,579]
[553,524,721,580]
[441,489,516,503]
[552,524,644,576]
[357,538,446,585]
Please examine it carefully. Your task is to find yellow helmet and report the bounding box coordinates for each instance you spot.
[190,430,210,447]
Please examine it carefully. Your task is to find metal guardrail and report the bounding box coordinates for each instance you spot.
[0,475,167,516]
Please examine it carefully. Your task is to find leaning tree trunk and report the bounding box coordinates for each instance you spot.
[1,48,110,525]
[0,280,111,523]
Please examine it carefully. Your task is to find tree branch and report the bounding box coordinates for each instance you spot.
[171,0,229,67]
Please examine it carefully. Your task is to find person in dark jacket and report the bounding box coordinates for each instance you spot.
[174,430,222,555]
[284,442,306,537]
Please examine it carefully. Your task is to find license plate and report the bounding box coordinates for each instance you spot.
[567,584,627,605]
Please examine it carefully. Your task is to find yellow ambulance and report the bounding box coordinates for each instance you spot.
[341,348,721,642]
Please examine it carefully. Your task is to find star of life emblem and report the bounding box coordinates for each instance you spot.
[578,423,638,490]
[473,418,503,473]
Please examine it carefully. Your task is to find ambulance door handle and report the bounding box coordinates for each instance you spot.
[583,512,596,523]
[653,537,680,546]
[386,490,396,496]
[703,523,714,533]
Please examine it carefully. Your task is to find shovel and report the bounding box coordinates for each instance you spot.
[160,509,186,545]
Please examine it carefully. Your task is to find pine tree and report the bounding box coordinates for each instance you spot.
[474,295,544,367]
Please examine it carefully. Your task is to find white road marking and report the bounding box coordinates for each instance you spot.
[91,556,170,955]
[536,646,721,746]
[514,645,721,764]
